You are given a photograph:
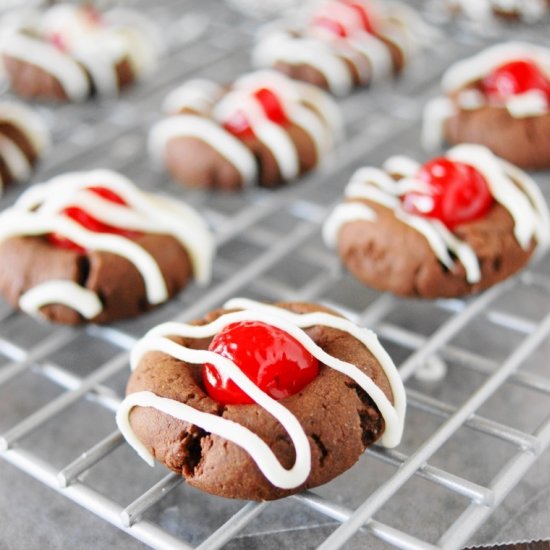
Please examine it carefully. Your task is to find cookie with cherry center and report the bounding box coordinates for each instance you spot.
[252,0,433,96]
[0,170,214,324]
[447,0,549,23]
[148,70,343,191]
[0,100,50,194]
[323,144,550,298]
[0,3,161,102]
[423,42,550,170]
[116,297,406,500]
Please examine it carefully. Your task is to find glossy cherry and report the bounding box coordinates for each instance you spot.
[202,320,319,405]
[402,158,494,229]
[48,186,141,253]
[483,59,550,102]
[223,87,288,140]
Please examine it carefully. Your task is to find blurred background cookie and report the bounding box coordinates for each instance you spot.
[0,3,161,102]
[149,70,343,190]
[324,144,550,298]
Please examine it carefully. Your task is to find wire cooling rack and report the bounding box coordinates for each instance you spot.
[1,1,550,549]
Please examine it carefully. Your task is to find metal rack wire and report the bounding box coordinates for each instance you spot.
[1,1,550,548]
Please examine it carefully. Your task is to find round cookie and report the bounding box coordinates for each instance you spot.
[149,70,343,190]
[0,4,160,102]
[447,0,549,22]
[0,100,49,193]
[0,170,214,324]
[323,144,550,299]
[423,42,550,170]
[117,298,406,500]
[252,0,432,96]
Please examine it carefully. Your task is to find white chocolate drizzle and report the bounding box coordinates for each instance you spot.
[148,115,258,186]
[253,31,355,96]
[20,280,102,319]
[0,101,50,193]
[0,169,214,319]
[162,79,224,115]
[116,298,406,489]
[323,144,550,284]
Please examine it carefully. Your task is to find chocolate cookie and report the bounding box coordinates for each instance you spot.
[0,4,160,102]
[252,0,431,96]
[447,0,549,22]
[0,170,214,324]
[117,298,406,500]
[323,144,550,299]
[423,42,550,170]
[0,100,49,193]
[149,71,343,190]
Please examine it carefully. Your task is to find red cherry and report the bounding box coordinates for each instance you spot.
[48,186,141,253]
[340,0,376,33]
[311,16,349,37]
[402,158,494,229]
[483,59,550,102]
[203,320,319,405]
[254,87,288,125]
[50,32,67,51]
[223,87,288,140]
[223,110,255,140]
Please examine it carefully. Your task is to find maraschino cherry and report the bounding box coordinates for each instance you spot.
[223,87,288,140]
[48,186,141,253]
[311,0,376,38]
[483,59,550,102]
[402,158,494,229]
[203,320,319,405]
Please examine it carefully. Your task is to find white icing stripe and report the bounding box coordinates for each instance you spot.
[322,202,377,247]
[0,135,32,181]
[383,156,421,177]
[0,211,169,304]
[0,101,51,154]
[348,33,393,82]
[295,81,345,142]
[215,91,300,181]
[19,280,102,319]
[104,7,163,76]
[118,389,311,488]
[162,80,224,115]
[447,144,541,249]
[118,301,405,488]
[0,31,90,101]
[458,89,486,111]
[422,97,456,151]
[506,90,549,118]
[72,48,119,97]
[253,32,354,96]
[499,160,550,251]
[148,115,258,186]
[17,169,214,286]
